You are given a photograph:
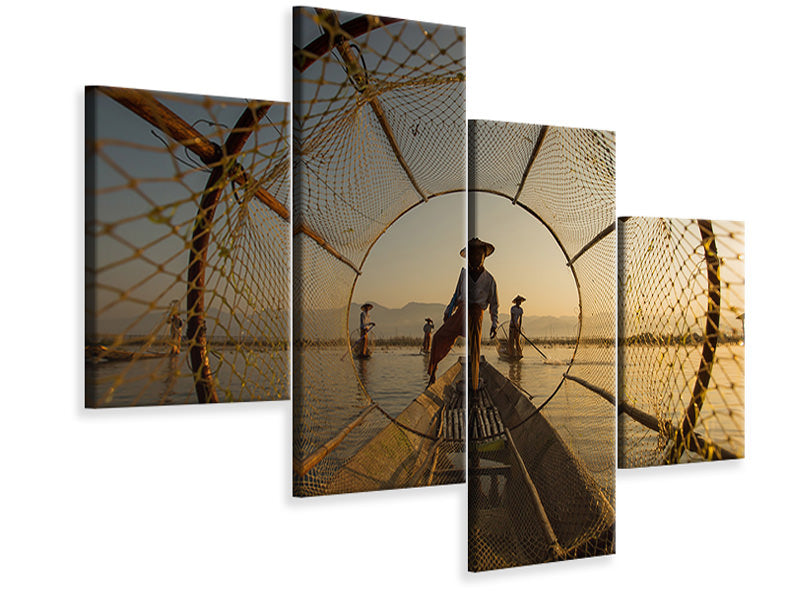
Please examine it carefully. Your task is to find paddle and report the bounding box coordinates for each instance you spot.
[520,330,548,360]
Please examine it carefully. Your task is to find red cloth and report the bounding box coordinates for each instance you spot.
[427,303,484,386]
[468,304,483,390]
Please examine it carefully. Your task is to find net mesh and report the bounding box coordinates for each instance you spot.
[618,217,745,467]
[86,87,290,407]
[468,120,616,570]
[292,7,466,496]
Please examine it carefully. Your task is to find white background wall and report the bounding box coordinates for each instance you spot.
[2,1,797,598]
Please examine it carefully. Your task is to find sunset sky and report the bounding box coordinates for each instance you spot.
[89,90,289,328]
[352,191,579,318]
[352,192,466,308]
[472,192,578,318]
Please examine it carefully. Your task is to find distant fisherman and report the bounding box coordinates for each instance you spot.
[508,295,525,357]
[422,318,434,353]
[427,238,498,389]
[358,303,375,358]
[168,301,183,355]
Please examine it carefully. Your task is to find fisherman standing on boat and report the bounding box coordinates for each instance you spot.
[508,295,525,357]
[422,318,434,353]
[358,303,375,358]
[168,301,183,355]
[427,238,498,389]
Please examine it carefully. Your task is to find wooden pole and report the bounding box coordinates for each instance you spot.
[186,103,271,403]
[503,424,567,560]
[317,9,430,203]
[513,126,549,204]
[294,404,378,477]
[99,87,287,221]
[666,219,722,463]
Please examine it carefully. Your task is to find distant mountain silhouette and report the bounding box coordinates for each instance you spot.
[92,306,288,341]
[348,301,448,338]
[350,301,579,339]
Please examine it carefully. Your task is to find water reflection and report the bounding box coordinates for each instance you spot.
[619,343,745,461]
[87,347,288,407]
[486,344,576,402]
[160,354,180,403]
[350,346,462,417]
[506,360,521,385]
[356,355,369,389]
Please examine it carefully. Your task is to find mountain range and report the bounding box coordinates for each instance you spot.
[348,301,580,339]
[91,306,288,341]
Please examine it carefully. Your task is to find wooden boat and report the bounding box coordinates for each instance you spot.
[85,344,170,363]
[493,321,524,361]
[350,331,372,359]
[494,337,522,361]
[469,358,614,570]
[326,359,465,494]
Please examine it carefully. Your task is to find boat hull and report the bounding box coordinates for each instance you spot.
[326,360,465,494]
[469,360,614,570]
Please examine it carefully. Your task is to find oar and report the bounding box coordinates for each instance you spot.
[340,328,360,361]
[520,331,548,360]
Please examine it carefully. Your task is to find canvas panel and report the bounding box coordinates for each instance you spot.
[292,7,466,496]
[85,87,290,407]
[467,120,616,570]
[618,217,745,467]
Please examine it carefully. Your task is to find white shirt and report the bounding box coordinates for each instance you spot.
[510,305,523,328]
[451,267,499,328]
[360,311,372,330]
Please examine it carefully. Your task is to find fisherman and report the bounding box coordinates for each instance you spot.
[168,301,183,355]
[427,238,498,389]
[508,295,525,357]
[358,303,375,358]
[422,318,434,353]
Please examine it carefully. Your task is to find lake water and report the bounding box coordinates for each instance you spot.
[339,342,616,499]
[619,342,745,465]
[351,343,585,414]
[484,342,616,499]
[86,346,289,407]
[292,345,461,465]
[349,346,459,416]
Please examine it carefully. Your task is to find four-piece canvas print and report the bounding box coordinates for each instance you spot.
[83,5,745,572]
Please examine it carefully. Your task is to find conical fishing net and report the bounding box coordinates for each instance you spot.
[86,87,290,406]
[618,217,744,467]
[468,120,616,570]
[292,7,466,496]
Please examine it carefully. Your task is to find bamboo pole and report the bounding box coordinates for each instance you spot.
[294,13,402,72]
[99,87,288,221]
[504,425,567,560]
[566,221,616,267]
[512,126,549,204]
[294,404,379,477]
[619,399,737,461]
[563,373,616,406]
[318,9,430,203]
[294,222,362,274]
[666,219,722,464]
[186,102,271,402]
